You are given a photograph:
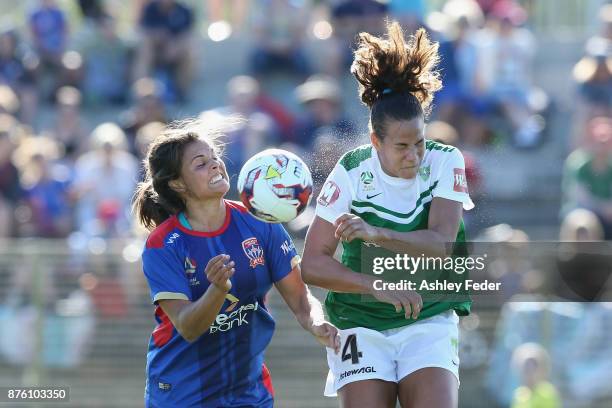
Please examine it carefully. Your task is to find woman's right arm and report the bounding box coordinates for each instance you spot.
[302,216,423,319]
[158,254,234,343]
[301,216,374,294]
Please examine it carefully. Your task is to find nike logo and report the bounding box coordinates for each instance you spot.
[366,193,382,199]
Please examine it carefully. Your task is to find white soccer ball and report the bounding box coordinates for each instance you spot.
[237,149,313,223]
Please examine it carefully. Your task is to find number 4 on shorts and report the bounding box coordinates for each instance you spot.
[341,334,363,364]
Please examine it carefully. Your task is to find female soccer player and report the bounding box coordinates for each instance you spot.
[133,118,340,407]
[301,21,474,408]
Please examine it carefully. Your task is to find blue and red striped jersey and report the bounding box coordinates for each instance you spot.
[142,200,299,407]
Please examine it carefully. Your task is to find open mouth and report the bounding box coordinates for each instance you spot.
[209,174,225,186]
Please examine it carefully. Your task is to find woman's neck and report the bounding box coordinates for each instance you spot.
[184,199,226,232]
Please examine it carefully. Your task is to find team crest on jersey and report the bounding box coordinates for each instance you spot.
[418,165,431,181]
[184,257,197,274]
[360,171,375,191]
[242,237,265,268]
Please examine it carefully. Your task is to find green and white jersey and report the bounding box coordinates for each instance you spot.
[315,141,474,331]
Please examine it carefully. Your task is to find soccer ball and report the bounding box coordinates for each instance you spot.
[237,149,313,223]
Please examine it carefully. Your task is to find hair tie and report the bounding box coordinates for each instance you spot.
[382,88,393,95]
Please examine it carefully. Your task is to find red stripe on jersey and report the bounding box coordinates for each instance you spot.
[152,306,174,347]
[262,363,274,397]
[146,217,179,249]
[175,203,232,237]
[226,199,248,213]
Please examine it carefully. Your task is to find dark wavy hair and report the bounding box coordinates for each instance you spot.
[132,118,226,230]
[351,21,442,139]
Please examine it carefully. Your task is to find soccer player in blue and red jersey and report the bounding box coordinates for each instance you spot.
[132,118,340,407]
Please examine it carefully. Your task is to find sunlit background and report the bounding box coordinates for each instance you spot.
[0,0,610,407]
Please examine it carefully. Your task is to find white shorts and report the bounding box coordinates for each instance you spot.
[324,311,460,397]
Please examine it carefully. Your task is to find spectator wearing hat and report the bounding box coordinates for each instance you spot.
[291,75,356,150]
[72,123,138,237]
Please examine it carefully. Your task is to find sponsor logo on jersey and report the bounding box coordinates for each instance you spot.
[242,237,265,268]
[224,293,240,312]
[418,165,431,181]
[339,366,377,381]
[280,239,296,255]
[318,181,340,207]
[166,232,180,245]
[453,168,468,193]
[209,301,259,333]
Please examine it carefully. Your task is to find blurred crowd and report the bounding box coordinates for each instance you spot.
[0,1,611,406]
[0,0,571,241]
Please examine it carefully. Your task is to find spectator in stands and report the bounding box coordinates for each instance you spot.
[12,136,73,237]
[511,343,561,408]
[0,114,22,237]
[325,0,388,76]
[249,0,311,78]
[206,0,250,36]
[476,0,543,148]
[573,38,612,121]
[0,29,38,125]
[120,77,168,154]
[73,123,138,237]
[292,75,356,150]
[135,121,165,180]
[53,86,87,162]
[433,0,488,145]
[562,117,612,239]
[200,76,279,191]
[28,0,68,68]
[134,0,194,102]
[74,15,132,105]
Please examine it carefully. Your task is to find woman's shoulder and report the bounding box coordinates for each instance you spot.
[338,144,374,172]
[144,216,180,250]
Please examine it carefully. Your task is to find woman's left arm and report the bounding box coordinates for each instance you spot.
[335,197,463,257]
[275,266,341,353]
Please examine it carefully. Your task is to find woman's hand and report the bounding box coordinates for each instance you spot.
[369,287,423,320]
[310,321,341,353]
[205,254,235,293]
[334,213,381,243]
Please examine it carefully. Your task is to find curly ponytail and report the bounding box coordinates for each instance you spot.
[351,21,442,138]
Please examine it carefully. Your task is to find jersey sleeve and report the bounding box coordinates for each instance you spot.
[142,246,191,304]
[432,148,475,210]
[265,223,300,283]
[314,162,353,224]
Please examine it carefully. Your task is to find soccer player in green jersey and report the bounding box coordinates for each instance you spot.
[302,21,474,408]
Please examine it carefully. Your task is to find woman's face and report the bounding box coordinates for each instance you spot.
[372,116,425,179]
[176,139,230,201]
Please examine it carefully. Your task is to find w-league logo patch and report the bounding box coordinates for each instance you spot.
[318,180,340,207]
[242,237,265,268]
[453,168,468,193]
